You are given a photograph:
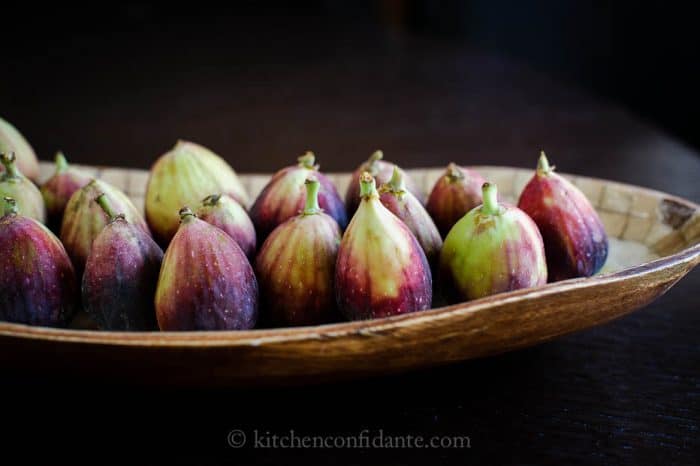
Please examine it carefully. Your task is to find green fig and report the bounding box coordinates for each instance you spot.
[0,116,40,182]
[0,152,46,223]
[196,194,256,260]
[145,140,249,246]
[440,182,547,301]
[40,151,92,230]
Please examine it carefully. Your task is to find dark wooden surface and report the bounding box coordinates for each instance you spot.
[2,23,700,464]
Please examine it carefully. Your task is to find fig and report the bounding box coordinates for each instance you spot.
[196,194,256,260]
[517,151,608,281]
[378,167,442,265]
[155,207,258,331]
[0,116,40,182]
[61,179,149,275]
[345,150,423,214]
[0,152,46,223]
[0,197,77,326]
[256,177,342,326]
[82,193,163,330]
[145,140,249,246]
[40,151,92,230]
[335,172,432,320]
[440,182,547,301]
[250,151,347,241]
[426,163,486,237]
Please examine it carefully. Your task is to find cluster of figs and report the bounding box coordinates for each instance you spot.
[0,116,609,331]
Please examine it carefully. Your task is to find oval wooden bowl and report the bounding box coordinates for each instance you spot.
[1,163,698,386]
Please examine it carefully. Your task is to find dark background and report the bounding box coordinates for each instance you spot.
[2,1,699,464]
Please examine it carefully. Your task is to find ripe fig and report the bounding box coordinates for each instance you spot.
[517,151,608,281]
[0,152,46,223]
[196,194,256,260]
[145,140,249,246]
[0,197,77,326]
[155,207,258,331]
[426,163,486,237]
[336,172,432,320]
[250,151,347,241]
[440,182,547,301]
[0,116,40,182]
[61,179,149,275]
[40,151,92,230]
[256,177,342,326]
[378,167,442,265]
[82,194,163,330]
[345,150,423,214]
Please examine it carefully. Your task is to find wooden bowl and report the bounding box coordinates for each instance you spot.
[1,163,698,386]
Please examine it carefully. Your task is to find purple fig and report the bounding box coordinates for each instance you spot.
[378,167,443,265]
[335,172,432,320]
[426,163,486,237]
[0,116,40,182]
[345,150,423,214]
[40,151,92,230]
[517,151,608,281]
[0,152,46,223]
[145,140,249,246]
[256,177,342,326]
[440,182,547,301]
[155,207,258,331]
[61,179,150,276]
[82,194,163,330]
[0,197,77,326]
[196,194,256,260]
[250,151,347,241]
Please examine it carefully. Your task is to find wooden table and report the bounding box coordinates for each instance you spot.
[2,30,699,464]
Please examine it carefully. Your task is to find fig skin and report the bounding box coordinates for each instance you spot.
[196,194,256,260]
[345,150,423,215]
[378,167,443,266]
[61,179,149,276]
[255,178,342,326]
[440,182,547,302]
[145,140,249,246]
[0,197,77,326]
[82,194,163,330]
[0,152,46,223]
[336,172,432,320]
[517,151,608,281]
[250,151,347,241]
[40,151,92,230]
[0,117,40,182]
[155,208,258,331]
[426,163,486,237]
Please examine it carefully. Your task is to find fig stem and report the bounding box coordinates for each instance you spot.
[3,197,18,216]
[366,150,383,174]
[297,151,317,170]
[388,166,406,192]
[55,151,69,173]
[446,162,464,181]
[202,194,222,206]
[481,182,500,215]
[303,177,321,215]
[179,206,196,222]
[359,171,378,199]
[0,152,20,179]
[94,193,119,220]
[537,151,554,175]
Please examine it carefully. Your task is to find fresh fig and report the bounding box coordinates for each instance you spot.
[0,116,40,182]
[426,163,486,237]
[145,140,249,246]
[0,197,77,326]
[378,167,442,265]
[517,151,608,281]
[250,151,347,241]
[82,193,163,330]
[256,177,342,326]
[0,152,46,223]
[440,182,547,301]
[336,172,432,320]
[196,194,256,260]
[155,207,258,331]
[345,150,423,214]
[61,179,149,275]
[40,151,92,230]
